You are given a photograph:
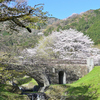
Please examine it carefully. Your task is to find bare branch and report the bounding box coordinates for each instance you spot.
[34,3,44,8]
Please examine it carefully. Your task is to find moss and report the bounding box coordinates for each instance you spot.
[0,84,29,100]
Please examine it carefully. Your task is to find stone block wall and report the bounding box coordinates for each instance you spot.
[0,59,92,87]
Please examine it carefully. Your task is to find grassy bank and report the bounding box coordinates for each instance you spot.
[0,84,29,100]
[46,66,100,100]
[21,78,38,89]
[1,66,100,100]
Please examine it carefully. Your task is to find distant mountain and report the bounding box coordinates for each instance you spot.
[43,9,100,45]
[47,17,60,25]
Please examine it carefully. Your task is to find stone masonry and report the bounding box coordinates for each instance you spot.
[0,58,94,90]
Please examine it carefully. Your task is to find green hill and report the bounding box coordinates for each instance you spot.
[45,66,100,100]
[44,9,100,45]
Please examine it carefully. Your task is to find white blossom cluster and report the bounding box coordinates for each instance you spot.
[52,29,100,60]
[21,29,100,64]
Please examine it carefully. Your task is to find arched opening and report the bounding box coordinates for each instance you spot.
[59,71,66,84]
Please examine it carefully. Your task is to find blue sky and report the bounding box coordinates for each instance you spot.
[28,0,100,19]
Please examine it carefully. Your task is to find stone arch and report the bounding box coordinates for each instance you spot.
[28,72,50,92]
[59,71,66,84]
[42,74,50,87]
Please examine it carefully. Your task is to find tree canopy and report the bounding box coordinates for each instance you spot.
[0,0,48,33]
[21,29,100,65]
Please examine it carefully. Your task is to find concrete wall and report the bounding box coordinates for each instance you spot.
[87,58,94,72]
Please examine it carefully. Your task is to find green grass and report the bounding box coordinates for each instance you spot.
[20,77,38,89]
[0,84,28,100]
[46,66,100,100]
[73,66,100,85]
[22,78,38,85]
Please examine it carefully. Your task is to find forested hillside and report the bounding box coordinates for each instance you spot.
[0,17,60,62]
[44,9,100,45]
[1,8,100,62]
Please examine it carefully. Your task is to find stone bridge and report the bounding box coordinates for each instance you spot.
[0,58,94,91]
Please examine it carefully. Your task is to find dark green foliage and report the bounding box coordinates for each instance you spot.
[94,9,100,14]
[87,21,100,44]
[68,10,100,44]
[44,26,54,36]
[57,25,62,31]
[0,33,41,50]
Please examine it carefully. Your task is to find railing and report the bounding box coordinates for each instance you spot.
[0,58,87,66]
[36,59,87,65]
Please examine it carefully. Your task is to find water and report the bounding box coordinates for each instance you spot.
[22,93,48,100]
[37,95,40,100]
[19,86,49,100]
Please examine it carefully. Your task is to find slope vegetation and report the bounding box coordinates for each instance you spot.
[44,9,100,45]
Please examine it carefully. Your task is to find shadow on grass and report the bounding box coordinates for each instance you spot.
[0,84,21,93]
[63,84,99,100]
[0,84,28,100]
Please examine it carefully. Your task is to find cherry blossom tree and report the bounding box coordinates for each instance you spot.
[20,29,100,65]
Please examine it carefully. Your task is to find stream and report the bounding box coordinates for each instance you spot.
[22,92,48,100]
[19,86,49,100]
